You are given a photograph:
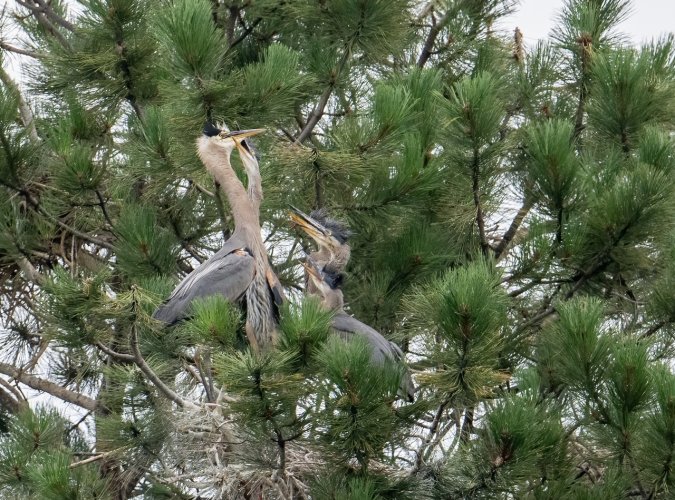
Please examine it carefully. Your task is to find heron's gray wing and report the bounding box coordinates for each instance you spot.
[153,245,255,325]
[331,312,415,402]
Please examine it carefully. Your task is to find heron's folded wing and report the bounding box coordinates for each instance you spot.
[331,312,415,402]
[153,248,255,325]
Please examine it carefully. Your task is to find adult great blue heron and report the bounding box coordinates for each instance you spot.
[303,259,415,402]
[153,125,283,352]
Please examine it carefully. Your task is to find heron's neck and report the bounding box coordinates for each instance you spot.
[322,289,344,311]
[197,138,259,232]
[246,168,263,216]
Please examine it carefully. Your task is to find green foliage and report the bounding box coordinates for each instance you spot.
[279,296,334,369]
[0,408,110,499]
[314,336,404,469]
[3,0,675,497]
[180,294,242,349]
[406,261,509,404]
[153,0,225,78]
[588,40,675,149]
[115,204,178,278]
[525,119,580,216]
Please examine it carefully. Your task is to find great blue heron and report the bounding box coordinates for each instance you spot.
[153,125,283,352]
[289,206,351,294]
[303,259,415,402]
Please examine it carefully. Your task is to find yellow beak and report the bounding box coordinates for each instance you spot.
[220,128,266,140]
[289,205,331,243]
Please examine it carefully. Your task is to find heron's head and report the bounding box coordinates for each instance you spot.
[290,206,350,253]
[202,123,264,169]
[302,258,344,294]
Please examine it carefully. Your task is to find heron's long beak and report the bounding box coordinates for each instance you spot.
[289,205,331,243]
[220,128,266,140]
[301,259,323,284]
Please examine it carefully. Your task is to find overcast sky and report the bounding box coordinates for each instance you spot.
[501,0,674,45]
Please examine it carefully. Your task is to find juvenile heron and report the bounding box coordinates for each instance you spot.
[303,259,415,402]
[153,125,283,352]
[290,206,351,293]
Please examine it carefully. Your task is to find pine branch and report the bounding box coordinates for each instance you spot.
[15,0,71,50]
[494,198,533,260]
[16,0,74,31]
[572,36,593,143]
[130,321,195,409]
[0,362,97,410]
[417,11,450,68]
[471,147,489,256]
[0,40,39,57]
[0,65,39,142]
[296,48,351,143]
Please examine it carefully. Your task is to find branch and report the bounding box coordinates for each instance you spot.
[296,48,351,143]
[0,41,39,58]
[130,318,196,410]
[227,17,262,51]
[471,147,489,256]
[0,65,39,142]
[417,11,450,68]
[0,362,97,411]
[15,0,71,50]
[70,450,118,469]
[494,198,533,260]
[95,341,135,362]
[19,0,74,31]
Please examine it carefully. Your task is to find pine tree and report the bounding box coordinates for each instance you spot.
[0,0,674,498]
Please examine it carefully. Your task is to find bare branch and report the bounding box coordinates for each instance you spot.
[0,40,39,57]
[0,362,97,411]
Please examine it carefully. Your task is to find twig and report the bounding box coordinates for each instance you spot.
[15,0,71,50]
[95,189,115,230]
[95,341,135,362]
[69,450,116,469]
[227,17,262,51]
[20,0,75,31]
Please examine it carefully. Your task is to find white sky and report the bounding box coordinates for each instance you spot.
[501,0,674,45]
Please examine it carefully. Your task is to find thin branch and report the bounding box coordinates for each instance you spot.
[70,450,118,469]
[227,17,262,51]
[494,198,532,260]
[95,341,136,362]
[0,362,97,410]
[0,41,39,58]
[130,321,196,410]
[15,0,71,50]
[21,0,74,31]
[95,189,115,229]
[296,48,351,143]
[471,147,489,256]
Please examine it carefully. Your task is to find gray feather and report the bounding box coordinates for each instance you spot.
[331,312,415,402]
[154,237,255,325]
